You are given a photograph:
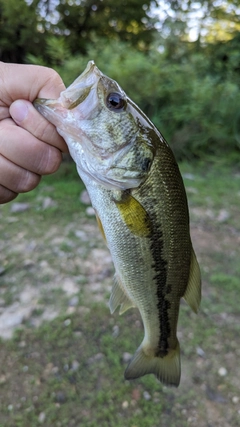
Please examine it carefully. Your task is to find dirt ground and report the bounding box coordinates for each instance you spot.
[0,188,240,426]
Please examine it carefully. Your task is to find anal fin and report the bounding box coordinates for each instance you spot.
[109,275,135,315]
[183,248,201,313]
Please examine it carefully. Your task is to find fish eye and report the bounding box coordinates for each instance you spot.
[106,92,126,112]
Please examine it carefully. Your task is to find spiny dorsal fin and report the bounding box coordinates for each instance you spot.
[183,248,201,313]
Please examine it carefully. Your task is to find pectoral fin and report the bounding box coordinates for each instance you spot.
[114,193,151,238]
[109,275,135,315]
[183,249,201,313]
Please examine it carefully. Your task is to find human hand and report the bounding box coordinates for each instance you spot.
[0,62,67,204]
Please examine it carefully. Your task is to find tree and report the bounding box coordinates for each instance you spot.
[0,0,45,62]
[55,0,158,54]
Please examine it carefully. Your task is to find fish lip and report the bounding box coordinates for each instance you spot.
[33,60,102,126]
[59,60,101,110]
[34,98,67,130]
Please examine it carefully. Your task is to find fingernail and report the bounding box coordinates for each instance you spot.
[10,100,29,123]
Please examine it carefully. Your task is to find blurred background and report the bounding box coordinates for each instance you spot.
[0,1,240,426]
[1,0,240,161]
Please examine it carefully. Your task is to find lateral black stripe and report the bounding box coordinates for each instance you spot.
[149,218,170,358]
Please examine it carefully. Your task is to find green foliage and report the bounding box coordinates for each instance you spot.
[48,39,240,161]
[55,0,157,54]
[1,0,240,161]
[0,0,44,62]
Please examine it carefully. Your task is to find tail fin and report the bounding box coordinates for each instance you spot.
[124,341,181,387]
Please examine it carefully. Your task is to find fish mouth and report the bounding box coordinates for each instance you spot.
[34,60,101,132]
[58,60,101,110]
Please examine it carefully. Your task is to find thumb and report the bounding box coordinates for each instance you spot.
[10,99,68,152]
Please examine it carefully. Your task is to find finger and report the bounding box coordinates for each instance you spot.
[0,105,10,121]
[0,154,41,194]
[10,100,68,152]
[0,184,18,204]
[0,118,62,175]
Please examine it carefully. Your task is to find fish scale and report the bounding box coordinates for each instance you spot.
[34,60,201,387]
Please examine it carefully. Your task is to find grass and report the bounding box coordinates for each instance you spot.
[0,160,240,426]
[180,160,240,229]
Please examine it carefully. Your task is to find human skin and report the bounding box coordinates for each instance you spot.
[0,62,67,204]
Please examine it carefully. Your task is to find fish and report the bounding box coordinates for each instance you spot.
[34,61,201,387]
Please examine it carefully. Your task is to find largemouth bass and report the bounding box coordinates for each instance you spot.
[34,61,201,387]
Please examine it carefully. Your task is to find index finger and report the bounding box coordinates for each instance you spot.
[9,100,68,153]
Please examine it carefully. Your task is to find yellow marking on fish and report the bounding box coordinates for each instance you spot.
[114,193,151,237]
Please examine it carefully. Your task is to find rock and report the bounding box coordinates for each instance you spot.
[186,186,198,194]
[62,278,79,296]
[74,230,89,241]
[63,318,71,326]
[131,388,141,401]
[0,375,7,384]
[71,360,80,371]
[191,207,215,220]
[206,386,227,403]
[0,302,34,339]
[80,190,91,205]
[112,325,119,337]
[86,206,95,216]
[143,391,151,401]
[183,173,196,180]
[22,259,35,269]
[216,209,230,223]
[196,346,205,357]
[68,296,79,307]
[66,307,76,315]
[10,203,30,213]
[55,391,67,403]
[122,401,129,409]
[0,266,5,276]
[19,286,39,304]
[38,412,46,423]
[122,352,132,363]
[42,197,57,210]
[6,216,18,223]
[78,306,90,315]
[218,367,227,376]
[87,353,104,365]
